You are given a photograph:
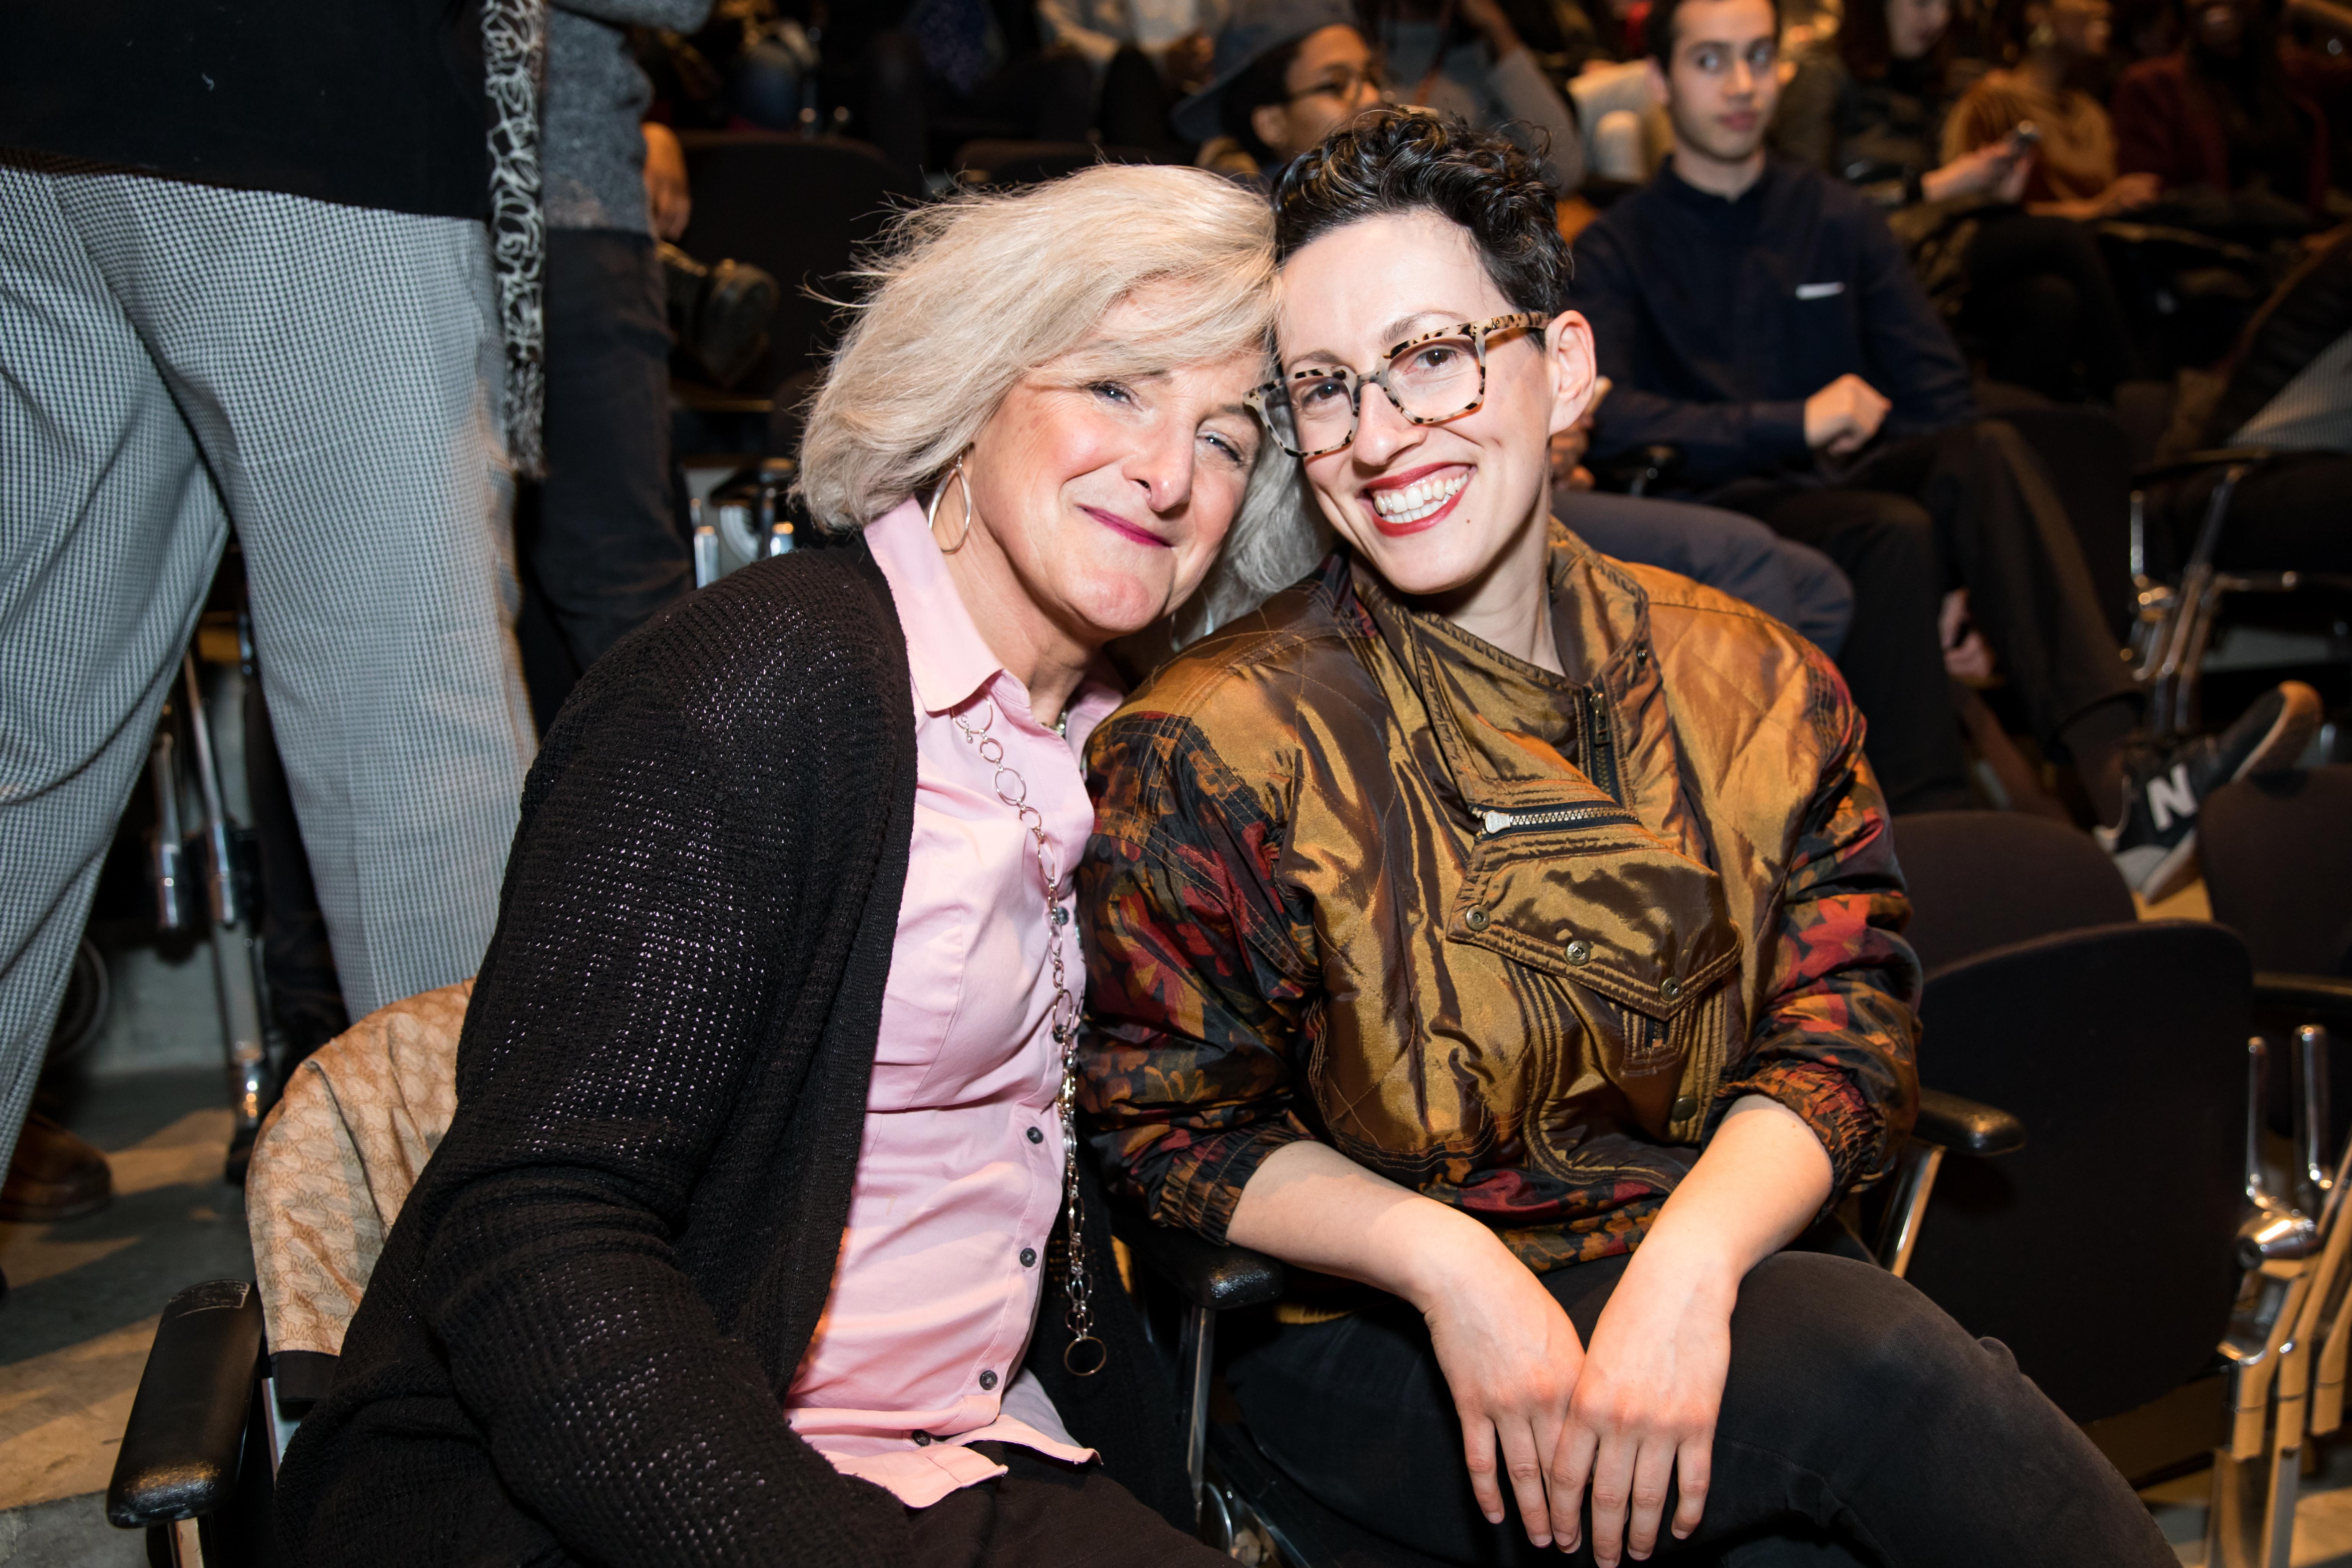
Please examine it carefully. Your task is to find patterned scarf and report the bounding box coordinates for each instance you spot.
[484,0,548,479]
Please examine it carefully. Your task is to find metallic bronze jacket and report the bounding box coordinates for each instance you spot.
[1076,527,1922,1272]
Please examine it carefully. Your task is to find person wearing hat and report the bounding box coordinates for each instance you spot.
[1179,0,1582,186]
[1177,0,1388,180]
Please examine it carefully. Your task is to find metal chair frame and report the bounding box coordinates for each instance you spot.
[2129,448,2352,744]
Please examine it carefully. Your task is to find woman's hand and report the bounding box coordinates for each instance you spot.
[1419,1235,1590,1547]
[2097,171,2162,216]
[1919,141,2033,204]
[1545,1237,1738,1564]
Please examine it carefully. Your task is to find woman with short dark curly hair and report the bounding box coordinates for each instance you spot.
[1079,110,2173,1567]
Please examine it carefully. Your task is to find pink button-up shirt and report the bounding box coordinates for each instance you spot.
[784,499,1124,1508]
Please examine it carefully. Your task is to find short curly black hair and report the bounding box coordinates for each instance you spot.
[1269,109,1569,316]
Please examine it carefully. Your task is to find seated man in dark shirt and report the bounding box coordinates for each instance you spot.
[1573,0,2318,895]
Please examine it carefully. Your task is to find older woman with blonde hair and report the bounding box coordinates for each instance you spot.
[272,164,1286,1568]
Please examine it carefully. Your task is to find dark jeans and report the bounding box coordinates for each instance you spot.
[1562,489,1856,657]
[908,1445,1229,1567]
[1964,211,2139,401]
[1711,422,2139,814]
[532,229,691,685]
[1228,1249,2174,1567]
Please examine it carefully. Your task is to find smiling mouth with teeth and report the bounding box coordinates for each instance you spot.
[1370,469,1471,527]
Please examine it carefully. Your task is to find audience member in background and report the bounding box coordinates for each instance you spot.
[1179,0,1390,180]
[529,0,711,722]
[275,164,1286,1567]
[1367,0,1591,185]
[1041,0,1229,154]
[1946,0,2161,217]
[1552,391,1858,654]
[2112,0,2347,217]
[0,2,538,1247]
[1575,0,2319,890]
[852,0,1097,181]
[1778,0,2145,398]
[1081,108,2177,1568]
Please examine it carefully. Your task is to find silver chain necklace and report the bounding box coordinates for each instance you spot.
[950,697,1105,1375]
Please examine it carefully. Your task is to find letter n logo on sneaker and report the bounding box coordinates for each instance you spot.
[2149,763,2198,834]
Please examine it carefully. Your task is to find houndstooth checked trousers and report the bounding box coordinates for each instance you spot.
[0,154,537,1177]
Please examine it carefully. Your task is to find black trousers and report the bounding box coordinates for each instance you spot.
[1711,422,2139,814]
[1964,212,2139,401]
[1227,1249,2174,1567]
[531,229,692,683]
[908,1445,1229,1568]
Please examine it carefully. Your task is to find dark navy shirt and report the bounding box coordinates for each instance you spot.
[1573,157,1977,489]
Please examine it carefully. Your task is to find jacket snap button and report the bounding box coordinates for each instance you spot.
[1673,1094,1698,1119]
[1020,1247,1037,1268]
[1563,939,1593,966]
[978,1369,998,1390]
[1027,1127,1045,1144]
[1660,977,1683,1001]
[1465,906,1491,930]
[913,1430,934,1445]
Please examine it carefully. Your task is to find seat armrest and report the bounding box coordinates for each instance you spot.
[2131,446,2280,486]
[1113,1211,1288,1312]
[1914,1088,2027,1156]
[2254,973,2352,1026]
[107,1281,265,1529]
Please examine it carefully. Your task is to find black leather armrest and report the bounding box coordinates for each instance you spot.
[2254,972,2352,1026]
[1914,1087,2027,1156]
[107,1281,263,1529]
[1113,1211,1288,1312]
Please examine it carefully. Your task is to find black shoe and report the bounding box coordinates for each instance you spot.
[2097,681,2323,901]
[659,242,778,389]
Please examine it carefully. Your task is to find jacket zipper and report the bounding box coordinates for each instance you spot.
[1582,688,1623,804]
[1480,801,1635,837]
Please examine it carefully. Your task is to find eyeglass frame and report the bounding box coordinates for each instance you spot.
[1284,61,1387,104]
[1246,312,1555,459]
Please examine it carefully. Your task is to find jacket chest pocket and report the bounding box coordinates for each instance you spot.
[1450,824,1743,1081]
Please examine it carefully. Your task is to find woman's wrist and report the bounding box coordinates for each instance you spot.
[1393,1200,1524,1310]
[1618,1223,1747,1307]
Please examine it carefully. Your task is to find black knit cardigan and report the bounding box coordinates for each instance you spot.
[273,542,1188,1566]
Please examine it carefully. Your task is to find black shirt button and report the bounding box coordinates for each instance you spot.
[1020,1247,1038,1267]
[1027,1127,1045,1144]
[978,1369,998,1390]
[912,1431,934,1445]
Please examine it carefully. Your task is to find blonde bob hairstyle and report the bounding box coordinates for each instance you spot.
[797,164,1315,626]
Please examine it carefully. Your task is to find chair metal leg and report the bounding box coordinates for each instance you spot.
[180,656,268,1150]
[1178,1304,1215,1525]
[1873,1139,1945,1279]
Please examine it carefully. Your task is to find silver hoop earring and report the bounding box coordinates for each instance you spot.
[926,454,977,554]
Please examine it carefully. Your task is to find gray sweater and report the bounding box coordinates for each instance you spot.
[546,0,713,233]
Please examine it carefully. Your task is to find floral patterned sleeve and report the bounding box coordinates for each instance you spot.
[1077,710,1321,1245]
[1718,647,1924,1201]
